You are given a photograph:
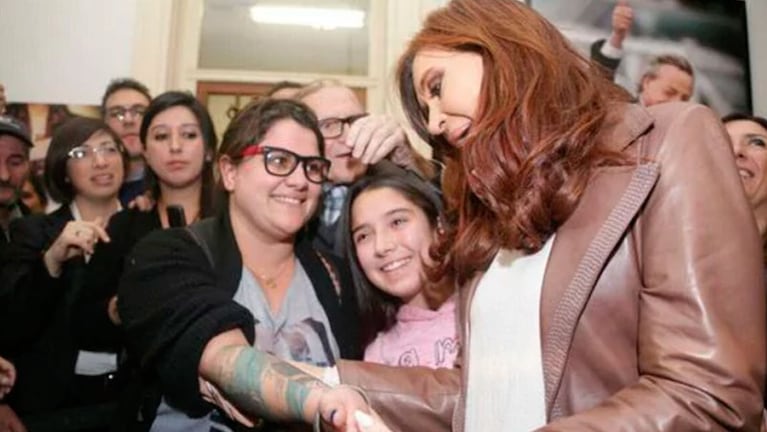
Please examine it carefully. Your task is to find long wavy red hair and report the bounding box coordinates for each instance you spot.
[397,0,631,289]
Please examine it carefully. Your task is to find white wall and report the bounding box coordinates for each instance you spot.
[0,0,137,105]
[746,0,766,116]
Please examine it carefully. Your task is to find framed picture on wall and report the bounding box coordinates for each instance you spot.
[527,0,750,115]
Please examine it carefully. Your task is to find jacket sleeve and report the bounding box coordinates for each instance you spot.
[590,39,621,81]
[0,216,67,353]
[338,360,460,432]
[117,228,256,416]
[542,105,766,430]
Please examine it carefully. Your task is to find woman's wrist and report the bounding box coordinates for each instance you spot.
[43,249,62,278]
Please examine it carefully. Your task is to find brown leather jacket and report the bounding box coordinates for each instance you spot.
[338,102,766,431]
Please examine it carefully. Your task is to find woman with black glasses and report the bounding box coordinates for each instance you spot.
[117,98,361,431]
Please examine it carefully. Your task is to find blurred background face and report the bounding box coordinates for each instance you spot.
[351,187,434,307]
[66,129,124,202]
[104,89,150,158]
[727,119,767,212]
[301,86,367,184]
[221,118,322,241]
[639,65,693,107]
[20,178,45,213]
[144,106,207,190]
[0,135,29,207]
[411,49,483,148]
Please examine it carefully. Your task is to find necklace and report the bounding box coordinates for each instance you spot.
[250,257,294,290]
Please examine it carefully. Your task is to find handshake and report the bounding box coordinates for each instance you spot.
[315,385,391,432]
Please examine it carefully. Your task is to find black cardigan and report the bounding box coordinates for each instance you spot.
[118,211,361,416]
[75,208,162,352]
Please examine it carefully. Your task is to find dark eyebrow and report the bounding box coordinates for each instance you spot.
[350,208,413,235]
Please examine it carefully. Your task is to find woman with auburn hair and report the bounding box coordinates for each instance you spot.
[108,1,764,431]
[321,0,765,430]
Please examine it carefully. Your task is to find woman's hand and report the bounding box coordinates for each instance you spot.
[127,192,155,212]
[318,386,391,432]
[0,357,16,400]
[0,404,25,432]
[43,217,110,277]
[107,296,121,325]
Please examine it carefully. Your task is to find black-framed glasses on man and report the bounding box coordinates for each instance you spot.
[240,145,331,184]
[106,105,147,122]
[317,113,368,139]
[67,142,122,161]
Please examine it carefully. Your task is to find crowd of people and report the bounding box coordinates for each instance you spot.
[0,0,765,431]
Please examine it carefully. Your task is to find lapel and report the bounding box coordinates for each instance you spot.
[539,104,658,416]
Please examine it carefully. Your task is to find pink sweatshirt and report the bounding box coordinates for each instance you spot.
[363,295,459,369]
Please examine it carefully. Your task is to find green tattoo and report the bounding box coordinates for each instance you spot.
[218,347,326,421]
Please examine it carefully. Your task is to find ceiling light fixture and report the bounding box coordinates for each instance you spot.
[249,5,365,30]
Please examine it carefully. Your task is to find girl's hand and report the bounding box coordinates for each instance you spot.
[43,218,110,277]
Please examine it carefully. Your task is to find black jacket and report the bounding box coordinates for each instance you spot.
[0,205,84,413]
[118,211,361,417]
[75,208,162,352]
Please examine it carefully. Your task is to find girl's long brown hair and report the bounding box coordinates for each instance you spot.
[397,0,631,289]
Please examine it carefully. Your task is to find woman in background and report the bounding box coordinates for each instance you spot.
[19,174,48,214]
[75,90,218,429]
[0,116,127,429]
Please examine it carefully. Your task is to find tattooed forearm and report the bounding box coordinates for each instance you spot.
[215,346,328,423]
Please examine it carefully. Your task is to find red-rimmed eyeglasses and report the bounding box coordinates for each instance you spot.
[240,146,331,184]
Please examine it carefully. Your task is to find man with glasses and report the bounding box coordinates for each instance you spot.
[295,80,415,255]
[100,78,151,206]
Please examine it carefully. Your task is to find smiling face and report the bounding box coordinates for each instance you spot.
[411,48,483,148]
[220,118,322,242]
[66,129,124,202]
[300,86,367,183]
[351,187,436,308]
[726,119,767,214]
[144,105,207,191]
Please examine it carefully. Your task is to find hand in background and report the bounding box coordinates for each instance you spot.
[127,192,155,212]
[107,296,121,326]
[43,218,110,277]
[0,357,15,400]
[0,404,25,432]
[346,115,409,166]
[609,0,634,49]
[0,83,6,115]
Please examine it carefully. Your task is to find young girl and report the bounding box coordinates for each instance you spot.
[338,162,458,369]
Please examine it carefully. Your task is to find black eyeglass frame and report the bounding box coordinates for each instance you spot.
[240,145,331,184]
[317,113,369,139]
